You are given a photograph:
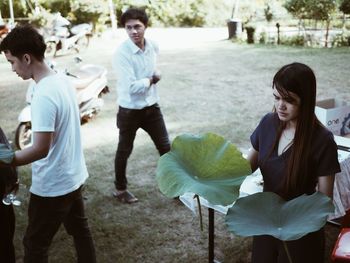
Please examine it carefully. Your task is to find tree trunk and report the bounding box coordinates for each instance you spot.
[325,20,330,48]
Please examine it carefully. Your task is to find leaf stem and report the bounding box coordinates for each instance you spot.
[283,241,293,263]
[194,194,203,231]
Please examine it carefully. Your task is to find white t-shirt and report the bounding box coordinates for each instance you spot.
[30,73,88,197]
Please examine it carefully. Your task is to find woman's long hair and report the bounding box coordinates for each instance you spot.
[271,62,320,199]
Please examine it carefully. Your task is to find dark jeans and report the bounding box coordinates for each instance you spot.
[114,104,171,190]
[252,228,325,263]
[23,186,96,263]
[0,203,15,263]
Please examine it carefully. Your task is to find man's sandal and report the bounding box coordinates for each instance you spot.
[113,190,138,204]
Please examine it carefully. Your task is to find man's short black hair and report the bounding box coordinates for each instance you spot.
[0,24,46,61]
[120,8,149,27]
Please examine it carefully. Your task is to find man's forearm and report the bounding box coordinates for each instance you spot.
[12,147,47,166]
[12,132,53,166]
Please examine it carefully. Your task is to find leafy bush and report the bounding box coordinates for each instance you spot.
[28,12,48,28]
[39,0,108,31]
[117,0,231,27]
[332,33,350,46]
[0,0,27,19]
[264,4,273,22]
[176,2,206,27]
[244,26,255,44]
[280,35,305,46]
[41,0,71,17]
[69,0,106,26]
[259,31,267,44]
[146,0,207,27]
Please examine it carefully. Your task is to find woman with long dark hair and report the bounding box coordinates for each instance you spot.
[247,62,340,262]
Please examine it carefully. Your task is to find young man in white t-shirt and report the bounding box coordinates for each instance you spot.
[0,25,96,262]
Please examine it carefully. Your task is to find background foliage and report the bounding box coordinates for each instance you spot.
[340,0,350,14]
[1,0,349,29]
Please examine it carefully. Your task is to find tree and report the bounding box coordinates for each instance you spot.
[307,0,336,47]
[0,0,29,20]
[284,0,309,36]
[69,0,107,26]
[306,0,336,22]
[264,3,273,22]
[339,0,350,29]
[284,0,337,47]
[284,0,309,20]
[340,0,350,15]
[40,0,71,17]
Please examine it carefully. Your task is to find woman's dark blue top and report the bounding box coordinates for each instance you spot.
[250,113,341,197]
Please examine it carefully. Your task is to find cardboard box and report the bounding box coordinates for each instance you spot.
[334,134,350,148]
[334,135,350,162]
[315,99,350,136]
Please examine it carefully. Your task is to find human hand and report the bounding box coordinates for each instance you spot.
[151,70,161,85]
[151,74,161,85]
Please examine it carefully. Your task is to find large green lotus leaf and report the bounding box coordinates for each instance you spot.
[156,133,251,206]
[225,191,334,241]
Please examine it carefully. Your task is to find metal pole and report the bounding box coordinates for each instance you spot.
[0,10,3,24]
[208,208,214,263]
[108,0,117,35]
[276,23,280,45]
[8,0,15,28]
[231,0,240,19]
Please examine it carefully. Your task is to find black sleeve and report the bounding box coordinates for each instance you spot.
[314,131,341,177]
[0,127,18,197]
[250,113,275,152]
[250,126,260,152]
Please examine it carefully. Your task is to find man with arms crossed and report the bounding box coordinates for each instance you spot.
[112,8,171,204]
[0,25,96,262]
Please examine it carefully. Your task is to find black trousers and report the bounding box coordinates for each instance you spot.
[0,203,15,263]
[114,104,171,190]
[252,228,325,263]
[23,186,96,263]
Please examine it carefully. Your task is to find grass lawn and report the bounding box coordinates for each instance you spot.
[0,28,349,262]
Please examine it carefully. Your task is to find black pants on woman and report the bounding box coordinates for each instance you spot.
[0,203,15,263]
[114,104,171,190]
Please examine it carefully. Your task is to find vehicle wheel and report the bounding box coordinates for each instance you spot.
[45,41,57,57]
[15,122,32,150]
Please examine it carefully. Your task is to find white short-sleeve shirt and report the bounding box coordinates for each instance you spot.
[30,73,88,197]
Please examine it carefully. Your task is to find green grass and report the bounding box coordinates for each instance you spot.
[1,28,349,262]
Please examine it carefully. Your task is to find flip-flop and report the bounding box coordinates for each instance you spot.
[113,190,138,204]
